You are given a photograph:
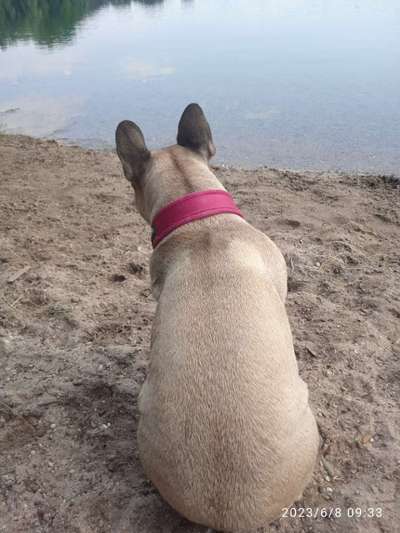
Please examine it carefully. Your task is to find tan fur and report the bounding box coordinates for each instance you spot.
[116,109,319,531]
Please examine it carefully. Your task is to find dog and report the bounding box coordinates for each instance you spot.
[115,104,319,531]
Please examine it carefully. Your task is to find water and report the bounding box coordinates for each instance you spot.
[0,0,399,172]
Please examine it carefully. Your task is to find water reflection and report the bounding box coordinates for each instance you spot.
[0,0,399,172]
[122,60,175,80]
[0,0,164,48]
[0,95,83,137]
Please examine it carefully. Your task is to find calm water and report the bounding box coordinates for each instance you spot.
[0,0,399,172]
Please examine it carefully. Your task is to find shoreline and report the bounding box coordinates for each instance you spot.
[0,133,399,532]
[3,132,399,178]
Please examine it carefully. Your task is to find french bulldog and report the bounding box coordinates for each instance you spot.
[115,103,319,531]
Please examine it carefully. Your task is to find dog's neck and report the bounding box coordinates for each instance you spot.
[151,190,243,248]
[144,179,224,225]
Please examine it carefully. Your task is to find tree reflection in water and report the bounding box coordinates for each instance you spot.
[0,0,165,48]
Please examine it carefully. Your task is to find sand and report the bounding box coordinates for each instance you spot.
[0,134,399,533]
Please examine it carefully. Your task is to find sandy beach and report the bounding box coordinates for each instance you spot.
[0,134,399,533]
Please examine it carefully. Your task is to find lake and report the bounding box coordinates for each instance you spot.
[0,0,399,172]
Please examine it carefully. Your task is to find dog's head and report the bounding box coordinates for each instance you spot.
[115,103,217,223]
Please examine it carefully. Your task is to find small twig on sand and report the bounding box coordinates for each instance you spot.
[0,470,15,477]
[0,400,36,431]
[0,400,14,414]
[0,295,13,309]
[6,266,31,284]
[10,294,24,307]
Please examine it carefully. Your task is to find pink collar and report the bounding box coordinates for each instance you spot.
[151,189,243,248]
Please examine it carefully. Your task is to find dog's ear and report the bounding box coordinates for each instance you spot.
[115,120,150,185]
[177,103,216,160]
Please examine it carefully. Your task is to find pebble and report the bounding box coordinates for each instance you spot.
[320,486,333,500]
[0,337,12,356]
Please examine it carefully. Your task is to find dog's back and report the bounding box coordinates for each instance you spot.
[138,215,319,531]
